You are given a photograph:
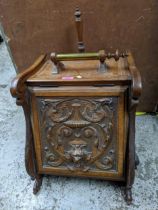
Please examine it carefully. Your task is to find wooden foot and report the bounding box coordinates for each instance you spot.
[0,35,3,43]
[124,187,132,205]
[135,152,140,169]
[33,175,43,194]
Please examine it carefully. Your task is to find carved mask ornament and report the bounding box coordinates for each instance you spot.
[39,97,116,172]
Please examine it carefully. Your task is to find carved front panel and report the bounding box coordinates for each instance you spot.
[36,96,119,174]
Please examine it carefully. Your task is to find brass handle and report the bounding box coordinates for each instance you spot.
[50,50,128,74]
[51,50,128,62]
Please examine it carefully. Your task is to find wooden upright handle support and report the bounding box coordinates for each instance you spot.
[74,8,85,53]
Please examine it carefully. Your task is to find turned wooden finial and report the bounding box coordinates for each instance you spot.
[74,7,85,52]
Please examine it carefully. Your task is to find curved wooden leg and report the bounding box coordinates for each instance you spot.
[124,99,138,205]
[33,175,43,194]
[23,103,37,180]
[125,187,132,205]
[22,100,43,194]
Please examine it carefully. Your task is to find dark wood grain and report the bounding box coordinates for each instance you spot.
[10,52,142,202]
[10,55,46,193]
[124,52,142,204]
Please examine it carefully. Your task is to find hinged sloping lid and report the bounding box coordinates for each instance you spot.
[27,58,131,85]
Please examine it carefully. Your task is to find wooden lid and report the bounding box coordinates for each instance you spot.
[27,58,131,85]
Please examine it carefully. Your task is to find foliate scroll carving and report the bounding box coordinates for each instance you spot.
[37,97,118,172]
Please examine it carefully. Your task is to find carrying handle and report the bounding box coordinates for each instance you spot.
[51,50,128,62]
[50,50,128,74]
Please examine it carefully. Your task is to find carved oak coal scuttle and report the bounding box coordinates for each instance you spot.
[10,9,142,205]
